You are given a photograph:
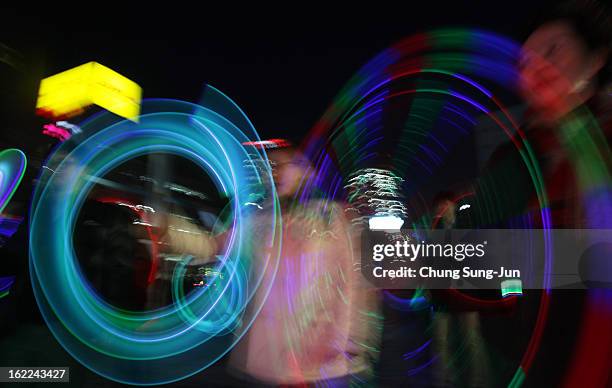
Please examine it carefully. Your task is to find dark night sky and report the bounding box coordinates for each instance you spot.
[2,2,552,141]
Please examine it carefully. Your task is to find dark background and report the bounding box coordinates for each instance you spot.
[1,2,551,141]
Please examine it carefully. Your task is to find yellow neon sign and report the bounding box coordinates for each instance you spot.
[36,62,142,121]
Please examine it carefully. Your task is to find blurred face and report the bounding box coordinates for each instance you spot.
[435,199,456,227]
[519,20,605,121]
[268,148,310,198]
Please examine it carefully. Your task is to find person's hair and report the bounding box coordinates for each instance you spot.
[535,0,612,88]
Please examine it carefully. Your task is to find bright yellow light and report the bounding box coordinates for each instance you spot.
[36,62,142,121]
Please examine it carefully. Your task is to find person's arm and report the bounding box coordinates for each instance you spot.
[159,213,218,265]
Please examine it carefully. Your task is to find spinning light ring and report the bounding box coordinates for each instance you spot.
[29,98,281,385]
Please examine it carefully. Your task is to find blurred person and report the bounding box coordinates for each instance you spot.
[519,0,611,126]
[428,192,492,387]
[519,5,611,387]
[432,191,457,230]
[227,143,382,387]
[472,0,612,228]
[462,1,612,386]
